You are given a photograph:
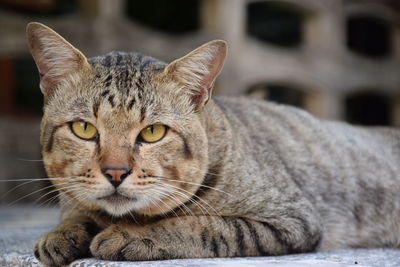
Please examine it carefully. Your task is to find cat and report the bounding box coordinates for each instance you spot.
[26,22,400,266]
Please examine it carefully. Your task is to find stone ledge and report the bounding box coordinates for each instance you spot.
[1,206,399,267]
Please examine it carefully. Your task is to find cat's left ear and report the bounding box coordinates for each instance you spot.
[164,40,227,110]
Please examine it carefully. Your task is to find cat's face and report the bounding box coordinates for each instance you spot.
[27,22,226,216]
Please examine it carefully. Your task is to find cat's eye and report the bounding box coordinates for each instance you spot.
[71,121,98,140]
[139,124,167,143]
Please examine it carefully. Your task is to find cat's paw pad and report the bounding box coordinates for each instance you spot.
[90,226,164,261]
[34,222,98,266]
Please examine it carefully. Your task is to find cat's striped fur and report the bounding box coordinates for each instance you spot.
[27,22,400,266]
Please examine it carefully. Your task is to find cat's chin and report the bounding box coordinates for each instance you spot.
[99,192,137,203]
[96,192,149,216]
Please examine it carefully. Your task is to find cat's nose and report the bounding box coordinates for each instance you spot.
[101,167,131,187]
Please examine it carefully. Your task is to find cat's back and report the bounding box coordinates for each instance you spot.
[213,95,400,160]
[212,95,400,202]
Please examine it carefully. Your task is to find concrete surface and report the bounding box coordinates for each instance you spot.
[1,205,399,267]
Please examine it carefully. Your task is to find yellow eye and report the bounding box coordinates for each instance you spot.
[71,121,98,140]
[140,124,166,143]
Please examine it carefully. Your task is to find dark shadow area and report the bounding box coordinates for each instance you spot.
[126,0,200,34]
[0,56,42,116]
[14,57,42,115]
[345,91,392,126]
[247,1,304,47]
[0,0,76,15]
[247,84,305,108]
[347,16,391,58]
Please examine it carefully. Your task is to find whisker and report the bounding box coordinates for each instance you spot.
[41,184,85,209]
[150,175,232,197]
[60,186,89,210]
[167,186,208,216]
[146,194,166,217]
[127,210,140,225]
[37,189,67,208]
[2,180,43,200]
[154,184,199,216]
[34,182,77,205]
[144,190,173,219]
[147,188,180,217]
[7,183,64,206]
[0,176,80,182]
[16,158,44,162]
[37,192,61,208]
[160,182,220,217]
[62,184,87,199]
[149,187,193,217]
[71,187,91,204]
[7,179,80,206]
[64,193,89,214]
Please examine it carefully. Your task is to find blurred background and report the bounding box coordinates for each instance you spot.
[0,0,399,204]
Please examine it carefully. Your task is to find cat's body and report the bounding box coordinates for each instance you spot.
[26,23,400,266]
[212,96,400,249]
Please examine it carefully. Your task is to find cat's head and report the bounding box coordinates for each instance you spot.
[26,22,226,216]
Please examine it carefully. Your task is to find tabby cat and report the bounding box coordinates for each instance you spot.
[27,22,400,266]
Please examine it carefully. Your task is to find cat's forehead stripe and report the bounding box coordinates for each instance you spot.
[93,100,100,118]
[107,95,115,108]
[104,74,112,87]
[127,98,135,110]
[140,106,146,123]
[101,90,110,97]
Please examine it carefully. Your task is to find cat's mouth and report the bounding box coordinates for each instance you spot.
[98,192,137,203]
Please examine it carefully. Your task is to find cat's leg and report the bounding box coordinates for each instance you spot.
[90,215,321,260]
[34,215,101,266]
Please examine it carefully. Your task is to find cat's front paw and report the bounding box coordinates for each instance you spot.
[90,225,170,261]
[34,221,99,266]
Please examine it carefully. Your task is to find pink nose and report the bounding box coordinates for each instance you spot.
[101,167,131,187]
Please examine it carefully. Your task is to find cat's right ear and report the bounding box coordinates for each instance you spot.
[26,22,90,98]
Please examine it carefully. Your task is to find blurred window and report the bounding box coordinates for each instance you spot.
[347,16,391,58]
[345,91,391,126]
[0,0,76,15]
[126,0,199,34]
[14,57,42,115]
[247,84,305,108]
[247,1,304,47]
[0,56,42,116]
